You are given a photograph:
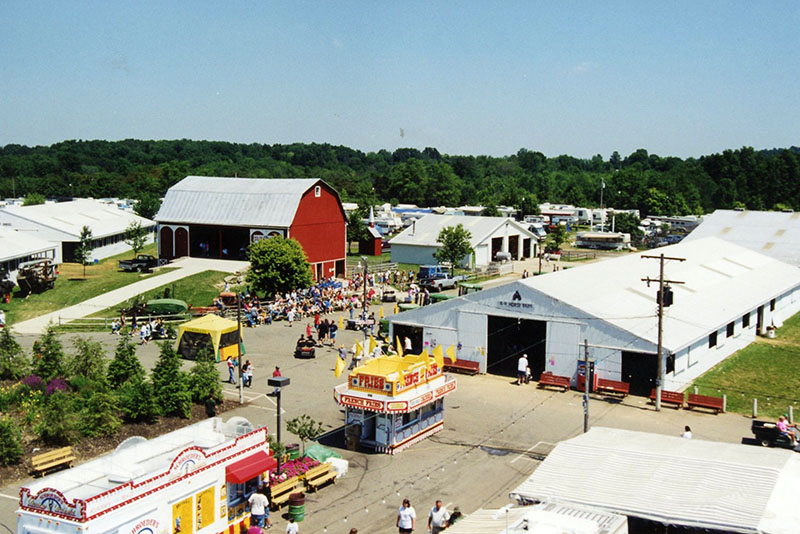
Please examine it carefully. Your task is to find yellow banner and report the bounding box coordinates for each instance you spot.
[432,345,444,370]
[334,355,346,378]
[446,344,456,362]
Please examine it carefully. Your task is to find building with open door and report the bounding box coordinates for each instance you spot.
[155,176,347,279]
[389,237,800,395]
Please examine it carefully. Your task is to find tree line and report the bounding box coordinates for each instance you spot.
[1,140,798,219]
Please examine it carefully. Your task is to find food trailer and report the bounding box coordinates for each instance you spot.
[177,314,244,361]
[17,417,275,534]
[333,352,457,454]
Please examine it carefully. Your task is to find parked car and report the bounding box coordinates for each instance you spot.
[420,274,468,292]
[119,254,158,272]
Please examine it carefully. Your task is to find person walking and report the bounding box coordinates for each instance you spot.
[397,498,416,534]
[517,354,528,385]
[243,360,254,388]
[428,500,450,534]
[285,517,299,534]
[227,357,237,385]
[248,486,270,528]
[269,366,281,396]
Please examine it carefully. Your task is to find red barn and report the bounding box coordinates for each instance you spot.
[155,176,347,279]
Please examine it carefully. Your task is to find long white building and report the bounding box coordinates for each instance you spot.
[389,237,800,394]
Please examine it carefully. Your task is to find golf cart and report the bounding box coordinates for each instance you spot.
[751,420,800,451]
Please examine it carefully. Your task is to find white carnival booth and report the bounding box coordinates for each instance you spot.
[17,417,275,534]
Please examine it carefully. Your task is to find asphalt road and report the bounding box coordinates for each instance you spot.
[0,298,758,532]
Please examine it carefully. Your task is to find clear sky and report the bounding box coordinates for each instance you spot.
[1,1,798,159]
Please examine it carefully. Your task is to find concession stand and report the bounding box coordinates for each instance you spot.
[177,314,244,362]
[333,352,457,454]
[17,417,275,534]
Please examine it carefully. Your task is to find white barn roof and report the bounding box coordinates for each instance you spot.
[0,227,57,263]
[155,176,322,227]
[389,214,536,248]
[518,237,800,351]
[685,209,800,267]
[0,199,154,240]
[510,427,800,534]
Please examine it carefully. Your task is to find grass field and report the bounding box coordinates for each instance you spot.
[2,243,176,324]
[692,312,800,418]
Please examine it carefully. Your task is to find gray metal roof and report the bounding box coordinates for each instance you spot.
[684,209,800,267]
[510,427,800,534]
[389,214,536,248]
[0,227,57,262]
[155,176,322,227]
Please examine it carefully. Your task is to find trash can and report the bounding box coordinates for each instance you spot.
[289,492,306,522]
[286,443,300,460]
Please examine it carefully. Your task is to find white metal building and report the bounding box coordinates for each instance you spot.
[0,199,155,263]
[510,427,800,534]
[685,209,800,267]
[0,227,58,281]
[389,214,538,267]
[388,237,800,394]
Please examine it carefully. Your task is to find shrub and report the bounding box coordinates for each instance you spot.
[45,378,69,396]
[31,326,66,382]
[188,346,223,404]
[0,417,23,466]
[107,336,144,389]
[21,374,44,391]
[79,391,121,438]
[151,343,191,418]
[35,391,79,445]
[117,376,159,423]
[0,328,29,380]
[68,338,107,383]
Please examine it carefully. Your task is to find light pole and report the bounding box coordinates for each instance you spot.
[361,255,369,340]
[267,376,290,474]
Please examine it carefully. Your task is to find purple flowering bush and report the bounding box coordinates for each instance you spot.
[45,378,69,396]
[21,375,44,391]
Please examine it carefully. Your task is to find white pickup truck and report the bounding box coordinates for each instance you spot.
[420,274,468,292]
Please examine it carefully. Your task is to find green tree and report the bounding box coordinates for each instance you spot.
[68,337,107,383]
[285,414,325,454]
[515,194,540,219]
[22,193,45,206]
[0,417,23,466]
[0,328,29,380]
[346,211,368,252]
[433,224,473,271]
[547,224,569,251]
[107,336,144,389]
[79,390,121,437]
[133,193,161,220]
[74,225,94,278]
[246,236,312,297]
[151,342,191,418]
[481,204,501,216]
[612,213,645,247]
[35,391,79,445]
[123,221,149,257]
[188,346,223,404]
[32,325,66,382]
[117,374,159,423]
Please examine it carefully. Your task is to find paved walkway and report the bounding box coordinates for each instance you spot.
[11,258,249,335]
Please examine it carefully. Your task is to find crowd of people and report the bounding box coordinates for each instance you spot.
[110,314,167,344]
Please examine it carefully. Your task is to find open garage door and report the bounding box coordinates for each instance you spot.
[487,316,546,378]
[621,351,658,396]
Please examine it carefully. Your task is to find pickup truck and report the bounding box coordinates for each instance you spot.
[119,254,158,272]
[419,274,468,292]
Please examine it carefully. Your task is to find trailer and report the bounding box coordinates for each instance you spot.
[17,417,275,534]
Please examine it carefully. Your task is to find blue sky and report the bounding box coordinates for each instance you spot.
[1,1,798,158]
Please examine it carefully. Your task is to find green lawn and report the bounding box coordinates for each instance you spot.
[346,251,419,275]
[2,243,175,324]
[691,312,800,418]
[90,270,233,318]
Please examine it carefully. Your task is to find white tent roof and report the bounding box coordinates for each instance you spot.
[0,199,154,240]
[519,237,800,351]
[155,176,327,227]
[389,214,536,248]
[0,227,57,262]
[685,210,800,267]
[510,427,800,534]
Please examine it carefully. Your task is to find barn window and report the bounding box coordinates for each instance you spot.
[666,354,675,374]
[742,312,750,328]
[314,185,321,197]
[726,322,734,337]
[708,331,717,348]
[770,298,776,311]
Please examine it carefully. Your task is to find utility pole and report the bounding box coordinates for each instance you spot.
[362,256,369,340]
[641,253,685,411]
[583,339,590,433]
[237,293,243,405]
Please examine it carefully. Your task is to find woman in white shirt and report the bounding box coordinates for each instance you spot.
[396,498,416,533]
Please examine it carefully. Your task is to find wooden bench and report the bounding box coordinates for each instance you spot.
[32,447,75,477]
[537,372,570,392]
[443,357,480,376]
[649,388,684,408]
[687,393,724,414]
[270,477,301,509]
[303,462,337,493]
[595,378,630,397]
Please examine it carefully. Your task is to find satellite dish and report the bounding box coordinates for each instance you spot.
[115,435,147,453]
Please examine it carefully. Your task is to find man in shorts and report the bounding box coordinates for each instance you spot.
[517,354,529,385]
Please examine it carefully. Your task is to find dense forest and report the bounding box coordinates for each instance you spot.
[1,140,798,218]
